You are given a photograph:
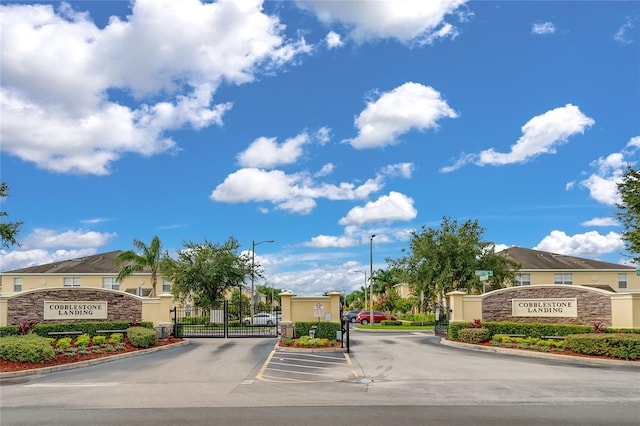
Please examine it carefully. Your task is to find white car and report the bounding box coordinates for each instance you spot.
[243,313,278,325]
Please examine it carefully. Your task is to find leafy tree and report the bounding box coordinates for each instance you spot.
[344,289,365,309]
[116,235,162,297]
[161,237,251,309]
[388,216,519,306]
[371,269,400,312]
[0,183,22,248]
[616,164,640,262]
[256,284,283,308]
[230,288,251,318]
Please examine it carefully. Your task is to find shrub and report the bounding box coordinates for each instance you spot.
[55,337,73,349]
[92,335,107,345]
[127,326,158,348]
[108,333,124,344]
[457,327,491,343]
[564,333,640,360]
[469,319,483,329]
[381,320,403,326]
[294,322,341,339]
[18,320,38,335]
[75,334,91,347]
[0,335,55,363]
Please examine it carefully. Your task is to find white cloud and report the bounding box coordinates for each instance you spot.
[297,0,469,45]
[579,136,640,206]
[531,22,556,35]
[21,228,116,249]
[0,228,116,271]
[442,104,595,172]
[614,16,637,45]
[0,0,308,175]
[0,248,99,272]
[237,133,310,168]
[349,82,458,149]
[326,31,343,48]
[478,104,594,166]
[210,168,383,214]
[315,163,335,177]
[305,235,358,248]
[380,163,415,178]
[581,217,619,227]
[534,230,624,260]
[339,191,417,226]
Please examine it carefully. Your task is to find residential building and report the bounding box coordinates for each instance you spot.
[500,246,639,292]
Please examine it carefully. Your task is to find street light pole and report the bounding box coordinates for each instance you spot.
[369,234,376,327]
[251,239,274,324]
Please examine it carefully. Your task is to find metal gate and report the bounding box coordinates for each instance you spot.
[172,300,279,338]
[434,302,449,337]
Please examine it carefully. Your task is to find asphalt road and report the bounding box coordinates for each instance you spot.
[1,330,639,425]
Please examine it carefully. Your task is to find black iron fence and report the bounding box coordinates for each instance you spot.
[172,300,279,338]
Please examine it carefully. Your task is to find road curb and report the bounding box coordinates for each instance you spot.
[0,339,191,379]
[274,342,348,353]
[440,338,640,367]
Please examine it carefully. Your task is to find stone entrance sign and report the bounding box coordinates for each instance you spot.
[44,301,108,320]
[512,298,577,317]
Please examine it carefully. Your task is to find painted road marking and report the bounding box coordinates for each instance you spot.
[256,350,357,383]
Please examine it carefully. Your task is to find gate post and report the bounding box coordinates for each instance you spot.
[223,299,229,338]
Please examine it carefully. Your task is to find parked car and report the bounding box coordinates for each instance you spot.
[342,310,363,323]
[356,310,397,324]
[243,313,278,325]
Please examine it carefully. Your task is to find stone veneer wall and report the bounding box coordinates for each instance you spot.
[482,286,612,326]
[7,289,142,325]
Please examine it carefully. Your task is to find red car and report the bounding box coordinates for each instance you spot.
[356,310,396,324]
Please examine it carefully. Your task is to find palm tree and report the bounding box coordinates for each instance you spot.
[116,236,162,297]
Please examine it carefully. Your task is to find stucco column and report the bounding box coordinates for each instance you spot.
[447,291,467,322]
[0,298,8,326]
[280,291,292,323]
[327,291,341,322]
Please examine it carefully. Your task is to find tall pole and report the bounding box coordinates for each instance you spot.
[369,234,375,327]
[251,239,274,324]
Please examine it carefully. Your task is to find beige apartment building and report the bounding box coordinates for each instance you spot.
[0,251,268,304]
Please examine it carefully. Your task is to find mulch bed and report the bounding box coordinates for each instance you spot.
[0,337,183,373]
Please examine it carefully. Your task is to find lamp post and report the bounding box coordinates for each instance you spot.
[251,239,274,324]
[369,234,376,327]
[352,270,367,310]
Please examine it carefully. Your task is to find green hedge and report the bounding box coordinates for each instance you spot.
[457,328,491,343]
[449,322,593,340]
[294,322,341,339]
[127,326,158,348]
[0,321,154,338]
[0,334,55,363]
[398,313,435,325]
[564,334,640,360]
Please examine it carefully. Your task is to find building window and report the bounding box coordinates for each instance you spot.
[618,273,627,289]
[63,277,81,287]
[102,277,119,291]
[13,278,22,292]
[162,279,171,293]
[554,273,572,285]
[514,274,530,286]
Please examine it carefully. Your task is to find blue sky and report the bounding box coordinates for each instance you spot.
[1,0,638,296]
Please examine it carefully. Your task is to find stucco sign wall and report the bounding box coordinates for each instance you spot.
[512,298,577,317]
